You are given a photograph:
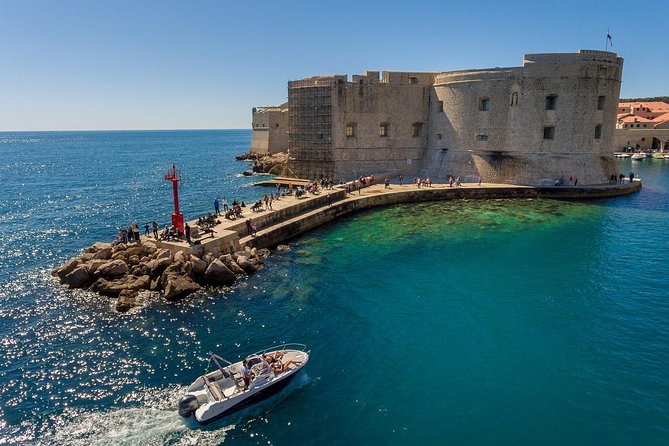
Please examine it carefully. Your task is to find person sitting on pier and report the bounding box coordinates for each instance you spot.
[252,200,263,212]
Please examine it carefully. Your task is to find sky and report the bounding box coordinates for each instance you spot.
[0,0,666,131]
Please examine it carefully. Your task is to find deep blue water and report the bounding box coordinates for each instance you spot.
[0,130,667,445]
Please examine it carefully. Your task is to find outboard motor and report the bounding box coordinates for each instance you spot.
[178,394,200,418]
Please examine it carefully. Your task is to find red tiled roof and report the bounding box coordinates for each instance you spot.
[618,101,669,113]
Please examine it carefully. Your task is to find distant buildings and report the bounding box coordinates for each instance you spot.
[252,50,625,185]
[614,101,669,151]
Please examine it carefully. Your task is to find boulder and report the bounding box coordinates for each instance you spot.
[125,274,151,291]
[126,247,142,258]
[81,252,95,262]
[141,241,157,255]
[116,290,140,313]
[111,251,128,262]
[275,244,291,252]
[85,259,108,276]
[163,275,200,301]
[190,256,207,275]
[150,277,161,291]
[85,242,112,254]
[95,259,129,279]
[92,246,113,260]
[146,257,172,278]
[250,247,257,257]
[128,255,140,266]
[112,243,127,253]
[154,249,171,260]
[220,254,245,275]
[160,262,193,288]
[174,251,189,263]
[203,259,236,285]
[202,252,214,265]
[235,255,259,274]
[257,248,271,259]
[63,266,90,288]
[53,257,80,280]
[92,277,128,296]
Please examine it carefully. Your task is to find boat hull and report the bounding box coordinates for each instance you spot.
[195,368,301,424]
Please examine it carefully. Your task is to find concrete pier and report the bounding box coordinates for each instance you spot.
[151,180,642,256]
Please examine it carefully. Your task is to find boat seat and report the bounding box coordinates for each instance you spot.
[204,377,224,401]
[223,386,236,398]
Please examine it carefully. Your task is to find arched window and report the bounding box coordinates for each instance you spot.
[411,122,423,137]
[379,122,390,137]
[346,122,357,138]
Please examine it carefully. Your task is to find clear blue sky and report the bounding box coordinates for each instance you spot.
[0,0,665,131]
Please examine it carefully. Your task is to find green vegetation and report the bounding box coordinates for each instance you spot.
[620,96,669,103]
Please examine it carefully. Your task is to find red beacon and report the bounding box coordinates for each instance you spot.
[164,163,185,235]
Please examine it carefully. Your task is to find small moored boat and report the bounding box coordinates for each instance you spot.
[631,152,646,160]
[178,344,309,424]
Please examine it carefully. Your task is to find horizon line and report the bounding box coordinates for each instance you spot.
[0,127,251,133]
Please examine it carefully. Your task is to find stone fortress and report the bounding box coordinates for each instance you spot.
[251,50,624,186]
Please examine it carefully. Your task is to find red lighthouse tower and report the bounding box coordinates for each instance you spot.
[164,163,185,235]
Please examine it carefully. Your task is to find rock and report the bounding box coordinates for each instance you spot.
[140,256,150,263]
[203,259,236,285]
[111,251,128,262]
[112,243,127,253]
[92,246,113,260]
[244,246,252,253]
[220,254,245,275]
[250,247,257,257]
[63,266,90,288]
[95,259,129,279]
[125,274,150,291]
[202,252,214,265]
[150,277,161,291]
[160,262,193,289]
[116,290,140,313]
[141,241,157,255]
[126,247,142,258]
[235,255,259,274]
[190,256,207,275]
[85,259,108,276]
[174,251,189,263]
[146,257,172,278]
[257,248,271,259]
[54,257,80,280]
[128,255,140,266]
[154,249,171,260]
[85,242,112,254]
[163,275,200,301]
[92,277,128,296]
[81,252,95,261]
[275,244,291,252]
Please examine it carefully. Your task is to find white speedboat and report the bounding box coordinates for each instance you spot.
[631,153,646,160]
[178,344,309,424]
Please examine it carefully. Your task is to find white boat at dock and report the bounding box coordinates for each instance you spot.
[615,153,631,158]
[631,153,647,160]
[178,344,309,424]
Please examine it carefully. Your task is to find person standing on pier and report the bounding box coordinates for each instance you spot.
[152,221,159,239]
[185,222,191,244]
[246,219,252,236]
[214,198,220,216]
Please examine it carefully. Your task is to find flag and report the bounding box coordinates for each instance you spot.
[607,33,613,46]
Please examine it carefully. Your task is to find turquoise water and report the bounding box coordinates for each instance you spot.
[0,131,667,445]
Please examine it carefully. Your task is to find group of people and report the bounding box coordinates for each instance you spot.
[609,172,634,184]
[415,177,434,188]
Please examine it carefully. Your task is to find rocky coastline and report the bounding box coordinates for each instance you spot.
[52,240,289,312]
[236,151,288,175]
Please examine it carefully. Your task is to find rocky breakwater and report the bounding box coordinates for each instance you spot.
[52,241,272,312]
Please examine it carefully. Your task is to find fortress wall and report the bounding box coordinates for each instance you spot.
[328,71,434,178]
[251,105,288,155]
[422,50,623,185]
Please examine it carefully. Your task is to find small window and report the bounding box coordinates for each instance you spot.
[641,137,646,141]
[543,126,555,140]
[476,134,488,141]
[346,122,357,137]
[409,76,418,84]
[317,133,324,140]
[411,122,423,137]
[379,122,390,137]
[597,96,606,110]
[594,124,602,139]
[545,95,558,110]
[437,100,444,112]
[275,123,279,128]
[436,133,443,140]
[479,98,490,111]
[636,124,640,128]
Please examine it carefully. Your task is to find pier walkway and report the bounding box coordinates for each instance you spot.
[151,179,641,256]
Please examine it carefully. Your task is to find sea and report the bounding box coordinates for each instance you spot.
[0,130,667,445]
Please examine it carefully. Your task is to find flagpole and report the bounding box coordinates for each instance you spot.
[606,28,609,50]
